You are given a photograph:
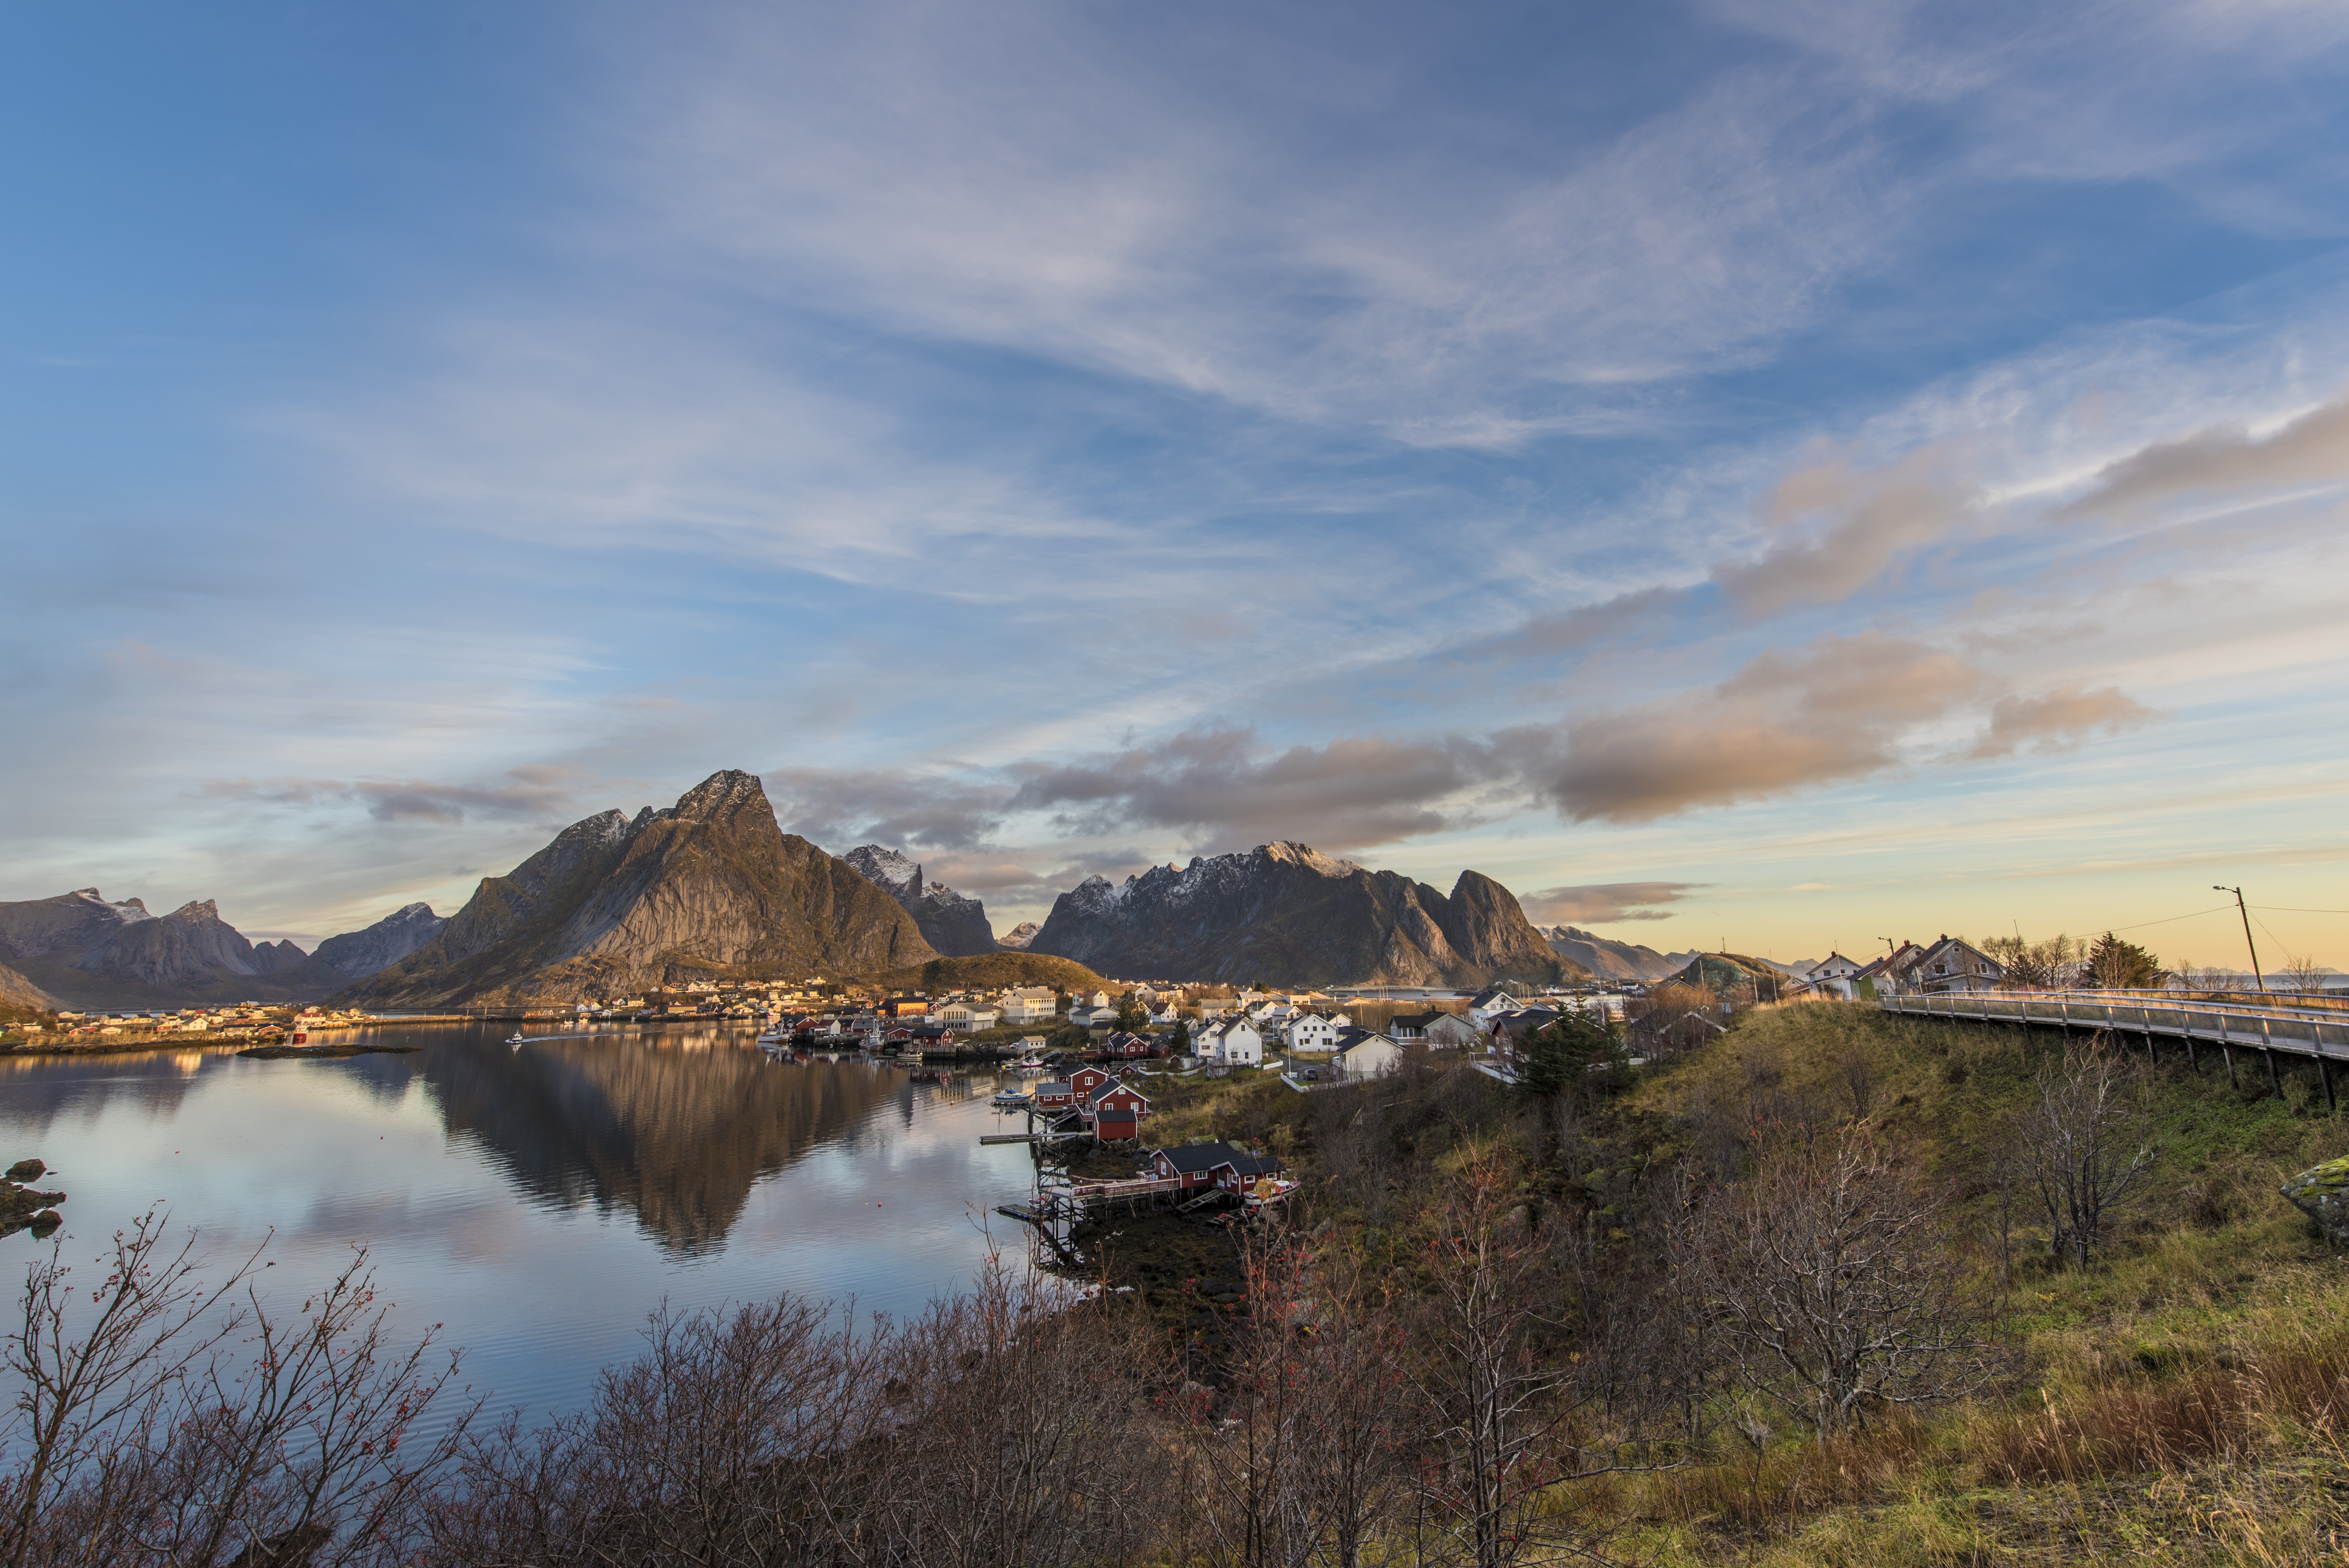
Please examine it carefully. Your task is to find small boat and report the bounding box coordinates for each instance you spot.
[1242,1178,1299,1213]
[991,1089,1033,1108]
[505,1033,528,1045]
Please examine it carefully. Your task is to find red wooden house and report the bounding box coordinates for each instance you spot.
[1212,1152,1284,1194]
[1034,1080,1075,1111]
[1148,1141,1246,1190]
[1085,1081,1151,1141]
[1069,1064,1113,1101]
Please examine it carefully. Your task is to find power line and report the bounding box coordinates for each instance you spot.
[2253,904,2349,916]
[2096,903,2237,934]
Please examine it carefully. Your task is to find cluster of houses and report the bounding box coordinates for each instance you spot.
[1798,936,2006,1001]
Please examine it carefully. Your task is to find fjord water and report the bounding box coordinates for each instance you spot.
[0,1026,1043,1421]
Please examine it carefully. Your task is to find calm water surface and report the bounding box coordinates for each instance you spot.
[0,1024,1044,1420]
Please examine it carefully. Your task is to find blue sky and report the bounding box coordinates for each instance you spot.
[5,0,2349,971]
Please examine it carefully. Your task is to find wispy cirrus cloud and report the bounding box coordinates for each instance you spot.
[202,765,596,827]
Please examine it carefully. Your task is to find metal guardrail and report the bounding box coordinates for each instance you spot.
[1877,989,2349,1107]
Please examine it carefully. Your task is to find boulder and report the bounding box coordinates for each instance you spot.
[2281,1156,2349,1244]
[5,1158,43,1183]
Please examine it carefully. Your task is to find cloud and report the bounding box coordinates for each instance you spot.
[1966,686,2157,759]
[1713,442,1980,615]
[203,765,595,826]
[624,5,1920,439]
[763,768,1012,853]
[1005,725,1494,853]
[2058,392,2349,517]
[1522,882,1705,924]
[1465,586,1693,663]
[1510,631,1996,823]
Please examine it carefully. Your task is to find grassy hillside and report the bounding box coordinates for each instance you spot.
[846,951,1111,993]
[1129,1001,2349,1563]
[1616,1002,2349,1563]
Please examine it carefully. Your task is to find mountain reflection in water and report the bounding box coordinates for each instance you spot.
[0,1026,1039,1422]
[419,1037,917,1254]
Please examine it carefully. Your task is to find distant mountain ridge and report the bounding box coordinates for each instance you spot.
[996,921,1040,950]
[1539,925,1697,983]
[313,903,448,979]
[343,770,936,1007]
[840,846,998,956]
[1028,841,1577,986]
[0,888,347,1009]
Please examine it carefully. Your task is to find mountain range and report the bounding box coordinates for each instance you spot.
[839,846,998,956]
[0,889,462,1011]
[1028,841,1578,987]
[0,889,346,1010]
[343,770,935,1008]
[10,767,1647,1007]
[1538,925,1699,984]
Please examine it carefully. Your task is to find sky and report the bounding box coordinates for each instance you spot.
[4,0,2348,972]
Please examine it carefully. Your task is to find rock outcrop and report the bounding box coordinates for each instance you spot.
[313,903,449,979]
[344,771,936,1007]
[0,889,346,1009]
[2283,1156,2349,1245]
[1027,841,1580,987]
[996,921,1041,950]
[1540,926,1689,983]
[840,846,998,956]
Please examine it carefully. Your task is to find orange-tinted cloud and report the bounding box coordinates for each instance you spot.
[2059,393,2349,517]
[1522,631,1994,823]
[1715,442,1978,615]
[1967,685,2155,759]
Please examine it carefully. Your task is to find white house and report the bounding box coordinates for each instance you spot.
[999,987,1057,1025]
[1803,953,1865,1001]
[1199,1018,1265,1067]
[1468,988,1525,1029]
[1330,1030,1403,1080]
[936,1003,1000,1032]
[1285,1012,1342,1053]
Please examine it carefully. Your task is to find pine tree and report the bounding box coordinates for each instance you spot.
[1515,1007,1626,1100]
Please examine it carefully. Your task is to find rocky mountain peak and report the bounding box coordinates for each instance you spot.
[841,844,996,956]
[314,902,450,980]
[168,900,222,924]
[843,846,921,899]
[344,768,936,1007]
[670,769,771,824]
[1030,839,1568,985]
[1260,841,1359,878]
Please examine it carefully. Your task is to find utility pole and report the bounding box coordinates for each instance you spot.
[2214,886,2266,994]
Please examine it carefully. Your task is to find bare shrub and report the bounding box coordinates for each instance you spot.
[1401,1148,1670,1568]
[1832,1037,1878,1122]
[1674,1124,2002,1441]
[2011,1041,2158,1269]
[872,1258,1162,1568]
[1,1212,472,1568]
[423,1253,1158,1568]
[2279,953,2331,995]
